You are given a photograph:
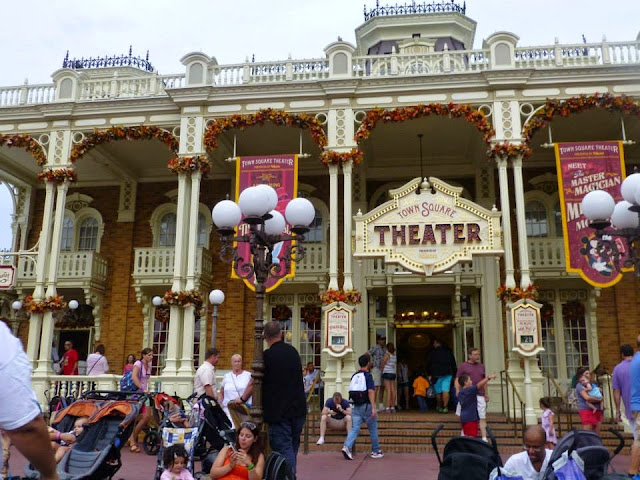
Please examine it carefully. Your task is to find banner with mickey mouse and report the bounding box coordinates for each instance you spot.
[555,141,629,287]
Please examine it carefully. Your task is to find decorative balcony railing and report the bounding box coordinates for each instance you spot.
[527,237,567,271]
[295,243,327,274]
[0,39,637,107]
[16,251,108,289]
[132,247,213,287]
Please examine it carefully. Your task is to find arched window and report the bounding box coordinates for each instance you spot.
[305,209,324,243]
[553,202,564,237]
[197,212,207,247]
[158,213,177,247]
[525,201,548,237]
[78,217,99,251]
[61,217,74,252]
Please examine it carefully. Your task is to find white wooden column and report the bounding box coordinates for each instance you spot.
[328,164,339,290]
[26,181,55,364]
[512,154,532,288]
[180,171,202,374]
[164,173,191,376]
[342,161,353,290]
[36,181,69,373]
[496,157,516,288]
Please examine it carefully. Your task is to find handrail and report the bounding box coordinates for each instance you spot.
[302,373,323,454]
[500,370,526,438]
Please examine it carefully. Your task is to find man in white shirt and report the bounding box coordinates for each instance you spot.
[194,347,219,398]
[0,321,59,480]
[503,425,553,480]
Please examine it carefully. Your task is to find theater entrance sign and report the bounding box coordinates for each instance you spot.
[354,177,503,275]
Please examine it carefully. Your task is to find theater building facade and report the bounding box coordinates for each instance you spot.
[1,3,639,411]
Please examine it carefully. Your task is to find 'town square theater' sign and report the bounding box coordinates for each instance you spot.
[354,177,503,275]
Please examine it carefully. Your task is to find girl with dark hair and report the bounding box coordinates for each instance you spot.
[161,444,194,480]
[127,348,153,453]
[209,421,265,479]
[123,353,136,374]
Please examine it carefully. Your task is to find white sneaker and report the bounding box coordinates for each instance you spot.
[341,445,353,460]
[482,437,488,443]
[371,450,384,459]
[316,437,325,445]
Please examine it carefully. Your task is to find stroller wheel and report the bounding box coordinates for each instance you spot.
[143,431,161,456]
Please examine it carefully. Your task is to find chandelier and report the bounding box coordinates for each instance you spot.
[581,172,640,276]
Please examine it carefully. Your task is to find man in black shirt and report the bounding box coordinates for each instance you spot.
[263,321,306,477]
[427,338,457,413]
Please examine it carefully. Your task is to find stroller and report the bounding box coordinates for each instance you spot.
[25,396,141,480]
[542,428,626,480]
[153,392,203,480]
[431,423,503,480]
[196,395,234,463]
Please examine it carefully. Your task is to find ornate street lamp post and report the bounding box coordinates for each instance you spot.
[211,185,315,427]
[208,289,225,349]
[582,172,640,275]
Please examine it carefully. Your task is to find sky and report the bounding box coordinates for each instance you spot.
[0,0,639,248]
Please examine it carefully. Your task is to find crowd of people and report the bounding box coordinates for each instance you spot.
[4,321,640,480]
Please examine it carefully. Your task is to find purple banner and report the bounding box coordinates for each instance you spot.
[234,154,298,292]
[555,141,627,287]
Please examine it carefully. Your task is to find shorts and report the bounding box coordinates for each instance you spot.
[579,408,603,426]
[477,395,487,419]
[633,411,640,445]
[382,373,396,381]
[326,417,348,431]
[462,421,479,437]
[371,367,382,387]
[398,382,410,388]
[434,376,452,394]
[0,351,41,431]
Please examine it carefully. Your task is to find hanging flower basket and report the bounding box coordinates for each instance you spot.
[167,155,211,175]
[24,294,67,314]
[320,149,363,167]
[37,168,78,183]
[162,289,204,310]
[0,134,47,166]
[69,125,179,162]
[496,284,539,304]
[319,288,362,305]
[487,142,532,160]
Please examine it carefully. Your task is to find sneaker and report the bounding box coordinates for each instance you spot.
[342,445,353,460]
[482,437,488,443]
[316,437,325,445]
[442,408,448,413]
[371,450,384,459]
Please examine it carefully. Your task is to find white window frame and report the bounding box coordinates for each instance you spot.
[150,203,212,248]
[59,208,105,253]
[524,190,562,238]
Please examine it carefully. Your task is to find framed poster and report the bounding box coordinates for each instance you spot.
[322,302,354,357]
[508,299,543,357]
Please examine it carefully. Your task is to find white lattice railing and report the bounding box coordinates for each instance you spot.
[16,251,108,285]
[132,247,213,284]
[296,243,327,273]
[527,237,566,270]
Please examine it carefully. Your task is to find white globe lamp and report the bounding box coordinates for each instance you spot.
[621,173,640,204]
[264,210,286,236]
[238,186,270,217]
[212,200,242,229]
[285,197,315,227]
[255,184,279,212]
[68,299,79,310]
[611,201,639,229]
[152,296,163,307]
[209,289,225,305]
[581,190,615,222]
[12,300,22,311]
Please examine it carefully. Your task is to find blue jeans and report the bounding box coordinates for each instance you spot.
[344,403,380,452]
[416,395,427,412]
[268,415,305,475]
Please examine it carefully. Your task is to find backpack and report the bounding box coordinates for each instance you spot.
[119,369,138,391]
[349,371,368,405]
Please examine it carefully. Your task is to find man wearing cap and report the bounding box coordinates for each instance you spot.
[368,335,387,410]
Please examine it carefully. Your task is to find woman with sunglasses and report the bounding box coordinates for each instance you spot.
[209,421,265,480]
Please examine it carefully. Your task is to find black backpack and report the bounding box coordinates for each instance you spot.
[348,371,368,405]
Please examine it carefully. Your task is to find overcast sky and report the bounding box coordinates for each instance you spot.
[0,0,639,248]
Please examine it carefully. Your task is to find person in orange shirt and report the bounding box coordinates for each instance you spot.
[412,372,430,412]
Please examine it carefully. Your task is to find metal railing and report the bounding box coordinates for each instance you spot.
[499,370,526,438]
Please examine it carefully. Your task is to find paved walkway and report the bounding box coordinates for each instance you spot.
[5,447,634,479]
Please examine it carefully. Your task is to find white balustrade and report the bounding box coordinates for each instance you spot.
[16,251,107,285]
[527,237,566,269]
[296,243,327,273]
[133,247,212,283]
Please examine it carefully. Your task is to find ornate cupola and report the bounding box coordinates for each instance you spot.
[355,1,477,55]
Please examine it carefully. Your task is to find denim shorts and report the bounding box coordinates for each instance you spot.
[382,373,397,381]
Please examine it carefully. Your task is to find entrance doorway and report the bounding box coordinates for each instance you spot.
[396,326,454,378]
[57,329,92,373]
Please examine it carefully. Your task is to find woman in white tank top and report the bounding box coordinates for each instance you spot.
[381,343,397,413]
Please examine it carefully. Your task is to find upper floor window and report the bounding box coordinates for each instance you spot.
[78,217,99,251]
[61,217,74,252]
[197,212,207,247]
[554,202,564,237]
[305,210,324,243]
[525,201,548,237]
[158,213,177,247]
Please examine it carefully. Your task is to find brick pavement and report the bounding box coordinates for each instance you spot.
[5,447,633,479]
